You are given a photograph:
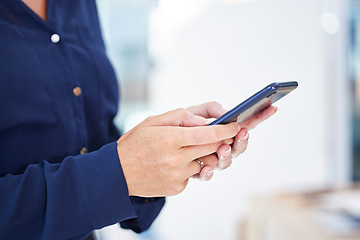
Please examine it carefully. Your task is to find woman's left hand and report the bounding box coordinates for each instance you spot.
[187,101,278,180]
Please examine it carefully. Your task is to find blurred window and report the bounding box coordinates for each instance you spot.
[350,0,360,181]
[96,0,157,130]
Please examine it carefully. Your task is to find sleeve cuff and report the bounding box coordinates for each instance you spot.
[120,197,166,233]
[73,141,137,229]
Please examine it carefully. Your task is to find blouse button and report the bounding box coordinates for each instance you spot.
[51,33,60,43]
[80,147,88,155]
[73,87,82,97]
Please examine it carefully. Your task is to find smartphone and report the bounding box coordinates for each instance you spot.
[208,81,298,125]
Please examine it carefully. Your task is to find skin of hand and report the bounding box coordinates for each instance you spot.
[187,102,278,181]
[116,108,241,197]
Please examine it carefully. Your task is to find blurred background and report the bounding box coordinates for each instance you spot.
[94,0,360,239]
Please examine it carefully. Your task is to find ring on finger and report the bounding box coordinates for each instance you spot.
[196,159,204,169]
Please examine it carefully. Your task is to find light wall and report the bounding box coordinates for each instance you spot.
[95,0,351,239]
[146,0,350,239]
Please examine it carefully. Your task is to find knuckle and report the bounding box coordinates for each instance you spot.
[164,155,178,169]
[144,115,155,123]
[176,182,187,194]
[209,101,221,108]
[176,108,188,116]
[170,108,190,120]
[169,182,187,196]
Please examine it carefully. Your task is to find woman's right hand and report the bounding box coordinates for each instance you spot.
[117,108,241,197]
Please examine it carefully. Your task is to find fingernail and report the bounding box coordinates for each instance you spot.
[240,129,249,142]
[273,106,278,114]
[200,166,213,180]
[224,146,231,157]
[196,116,209,125]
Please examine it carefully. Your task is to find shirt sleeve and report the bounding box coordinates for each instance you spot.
[120,196,165,233]
[0,141,164,240]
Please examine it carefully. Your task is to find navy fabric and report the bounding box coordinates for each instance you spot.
[0,0,165,239]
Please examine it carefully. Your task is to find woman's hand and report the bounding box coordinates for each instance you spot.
[117,108,241,197]
[187,102,278,180]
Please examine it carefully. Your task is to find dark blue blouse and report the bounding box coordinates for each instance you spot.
[0,0,164,239]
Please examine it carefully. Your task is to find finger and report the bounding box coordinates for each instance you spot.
[187,102,227,119]
[187,160,203,177]
[176,122,241,146]
[191,153,219,181]
[144,108,209,127]
[243,106,278,130]
[217,144,232,170]
[181,138,234,161]
[170,179,189,196]
[198,153,219,168]
[199,165,214,181]
[192,165,214,181]
[231,128,249,158]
